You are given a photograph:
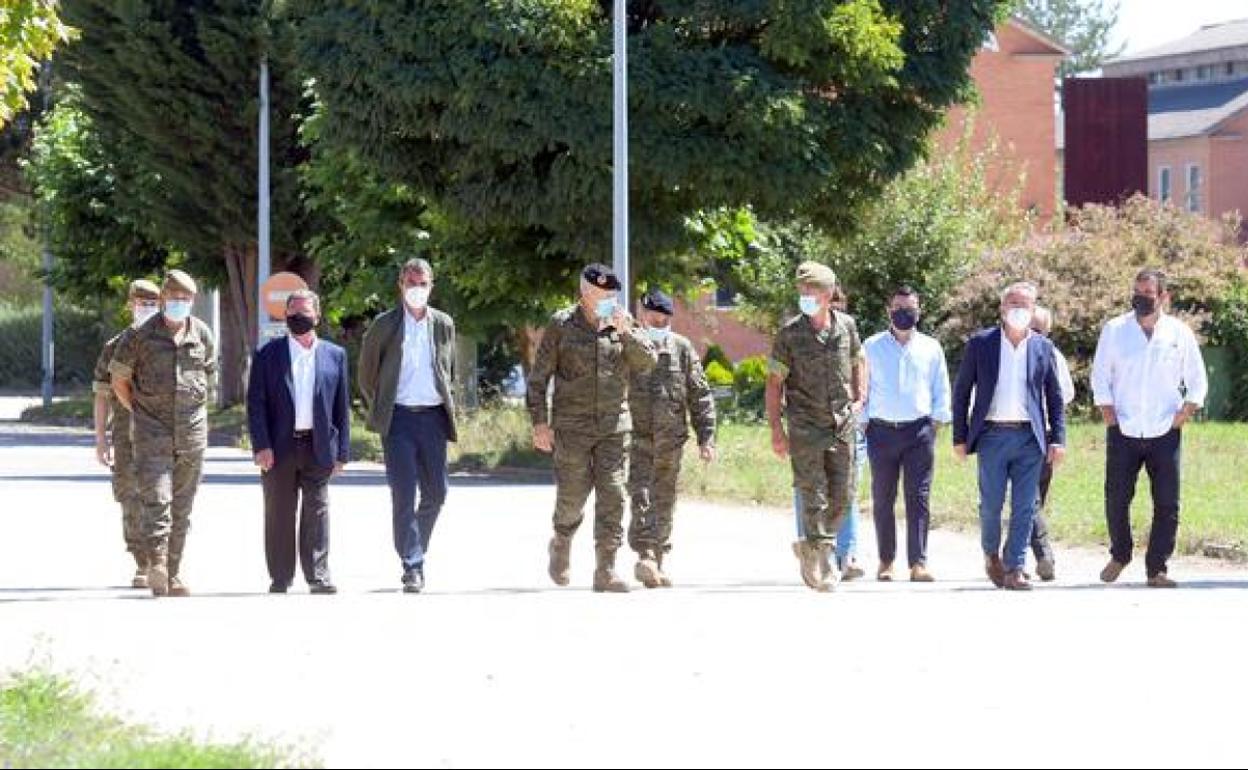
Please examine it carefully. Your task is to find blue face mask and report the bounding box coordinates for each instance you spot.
[798,295,820,317]
[164,300,193,323]
[595,296,617,320]
[646,326,670,344]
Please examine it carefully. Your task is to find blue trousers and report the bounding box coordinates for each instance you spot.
[384,407,450,574]
[975,426,1044,572]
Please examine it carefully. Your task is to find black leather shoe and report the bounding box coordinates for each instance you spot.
[269,582,288,594]
[309,582,338,595]
[402,569,424,594]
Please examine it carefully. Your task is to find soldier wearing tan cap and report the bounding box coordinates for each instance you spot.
[110,269,216,597]
[92,279,161,588]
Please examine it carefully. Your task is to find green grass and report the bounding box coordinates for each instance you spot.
[0,670,314,768]
[680,418,1248,559]
[19,396,94,422]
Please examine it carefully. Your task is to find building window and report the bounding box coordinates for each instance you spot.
[1148,72,1161,85]
[1173,68,1185,82]
[1186,164,1202,213]
[1228,62,1237,77]
[1197,64,1212,80]
[1158,166,1172,203]
[982,31,999,52]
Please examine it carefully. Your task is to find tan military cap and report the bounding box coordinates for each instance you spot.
[795,261,836,289]
[162,269,198,295]
[127,279,160,299]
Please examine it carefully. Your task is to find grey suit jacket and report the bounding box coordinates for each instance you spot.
[357,304,458,441]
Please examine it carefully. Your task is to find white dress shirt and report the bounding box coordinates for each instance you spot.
[395,310,443,407]
[1053,347,1075,406]
[987,331,1031,421]
[1091,311,1207,439]
[288,335,318,431]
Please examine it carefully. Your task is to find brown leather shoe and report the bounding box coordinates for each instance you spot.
[840,559,866,581]
[1147,572,1177,588]
[984,555,1006,588]
[1003,570,1032,591]
[877,561,895,582]
[1100,559,1127,584]
[909,564,935,583]
[1036,558,1056,582]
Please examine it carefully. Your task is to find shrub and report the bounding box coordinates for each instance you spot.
[0,302,110,389]
[702,344,733,375]
[704,360,734,388]
[732,354,768,419]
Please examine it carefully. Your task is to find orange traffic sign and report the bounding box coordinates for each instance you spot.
[260,272,308,321]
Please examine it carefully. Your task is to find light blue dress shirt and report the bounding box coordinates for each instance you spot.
[863,330,952,423]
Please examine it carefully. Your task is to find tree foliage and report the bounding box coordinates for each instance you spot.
[296,0,1010,315]
[0,0,72,128]
[1016,0,1123,78]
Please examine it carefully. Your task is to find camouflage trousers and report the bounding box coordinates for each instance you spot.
[626,435,685,555]
[552,430,629,549]
[791,433,855,545]
[109,420,144,555]
[135,445,204,576]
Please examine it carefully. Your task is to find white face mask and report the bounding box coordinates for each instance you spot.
[646,326,670,344]
[1004,307,1033,332]
[132,304,159,328]
[405,285,430,309]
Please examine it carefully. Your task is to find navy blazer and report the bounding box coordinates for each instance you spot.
[247,336,351,469]
[952,327,1065,455]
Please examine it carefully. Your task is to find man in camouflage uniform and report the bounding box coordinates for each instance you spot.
[92,279,161,588]
[626,289,716,588]
[766,262,866,592]
[528,263,657,593]
[110,269,215,597]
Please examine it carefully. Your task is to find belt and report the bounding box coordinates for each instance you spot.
[988,420,1031,429]
[293,429,313,439]
[396,404,442,413]
[869,417,929,429]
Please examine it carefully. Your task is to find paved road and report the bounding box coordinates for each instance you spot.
[0,416,1244,767]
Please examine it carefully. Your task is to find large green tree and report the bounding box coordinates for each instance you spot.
[57,0,313,399]
[296,0,1010,316]
[0,0,71,129]
[1016,0,1123,78]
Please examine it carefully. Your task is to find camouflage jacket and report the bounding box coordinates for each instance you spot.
[769,311,862,442]
[627,331,715,448]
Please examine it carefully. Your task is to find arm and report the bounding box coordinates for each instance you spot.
[526,321,560,451]
[1090,323,1117,425]
[91,342,115,466]
[246,348,274,471]
[766,331,791,459]
[1055,349,1076,405]
[1174,328,1208,429]
[334,348,351,466]
[1043,347,1066,463]
[684,344,716,456]
[950,336,977,454]
[357,317,383,414]
[621,327,657,375]
[931,343,953,424]
[203,324,218,406]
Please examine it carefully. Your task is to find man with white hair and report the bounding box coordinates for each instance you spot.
[952,282,1066,591]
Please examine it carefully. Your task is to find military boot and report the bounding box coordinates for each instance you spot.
[548,534,572,586]
[167,547,189,597]
[792,540,821,590]
[147,547,170,597]
[131,550,149,589]
[168,576,191,597]
[592,546,630,593]
[654,551,673,588]
[634,548,662,589]
[817,542,840,592]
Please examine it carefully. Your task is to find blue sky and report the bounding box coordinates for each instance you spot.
[1113,0,1247,54]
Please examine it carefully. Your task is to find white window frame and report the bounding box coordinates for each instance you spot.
[1158,165,1172,203]
[1186,163,1202,213]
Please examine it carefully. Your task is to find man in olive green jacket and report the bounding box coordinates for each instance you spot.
[359,258,458,593]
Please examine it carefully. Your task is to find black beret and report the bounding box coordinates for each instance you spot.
[641,289,674,316]
[582,263,622,291]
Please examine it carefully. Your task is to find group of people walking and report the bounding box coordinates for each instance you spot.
[91,258,1207,596]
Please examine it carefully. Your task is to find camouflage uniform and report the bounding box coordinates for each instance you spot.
[626,331,715,561]
[770,311,862,548]
[93,331,145,563]
[527,305,657,586]
[109,313,215,587]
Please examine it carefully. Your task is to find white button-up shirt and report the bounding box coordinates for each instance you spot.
[1053,347,1075,406]
[987,330,1031,421]
[863,330,952,423]
[1091,311,1207,439]
[288,335,318,431]
[395,311,443,407]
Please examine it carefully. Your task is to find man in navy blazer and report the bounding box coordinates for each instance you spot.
[247,289,350,594]
[952,281,1066,590]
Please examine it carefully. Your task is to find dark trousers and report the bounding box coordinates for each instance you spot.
[384,406,449,574]
[262,435,332,587]
[1105,426,1182,577]
[1030,460,1055,563]
[866,418,936,567]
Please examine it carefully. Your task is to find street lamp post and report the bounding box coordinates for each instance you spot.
[612,0,629,311]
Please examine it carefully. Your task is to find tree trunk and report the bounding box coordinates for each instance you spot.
[219,243,256,405]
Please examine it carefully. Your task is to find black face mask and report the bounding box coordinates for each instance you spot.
[286,312,316,336]
[1131,294,1157,318]
[890,307,919,331]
